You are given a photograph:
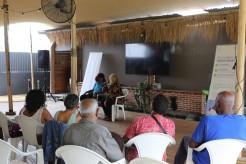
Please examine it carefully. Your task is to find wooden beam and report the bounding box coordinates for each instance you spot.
[3,0,15,115]
[235,0,246,115]
[29,26,35,89]
[50,42,55,93]
[70,3,77,94]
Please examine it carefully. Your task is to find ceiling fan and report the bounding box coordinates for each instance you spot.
[41,0,76,23]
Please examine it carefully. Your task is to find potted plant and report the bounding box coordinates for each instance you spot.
[170,96,178,117]
[134,82,151,113]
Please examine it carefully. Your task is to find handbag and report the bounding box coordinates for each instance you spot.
[151,115,167,134]
[9,123,23,138]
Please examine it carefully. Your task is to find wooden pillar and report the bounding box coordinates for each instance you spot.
[235,0,246,115]
[3,0,15,115]
[50,42,56,93]
[29,26,35,89]
[70,6,77,94]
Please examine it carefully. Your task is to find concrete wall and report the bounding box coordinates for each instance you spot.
[80,28,232,92]
[80,44,227,91]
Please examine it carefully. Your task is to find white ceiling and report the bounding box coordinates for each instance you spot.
[0,0,240,30]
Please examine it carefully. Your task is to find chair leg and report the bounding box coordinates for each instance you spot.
[9,138,18,160]
[116,106,119,118]
[122,106,126,120]
[23,141,28,162]
[111,105,115,122]
[54,158,58,164]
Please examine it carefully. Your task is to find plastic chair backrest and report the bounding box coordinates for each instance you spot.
[0,111,11,139]
[115,89,128,105]
[129,157,169,164]
[122,89,129,96]
[186,146,194,164]
[56,145,126,164]
[194,139,246,164]
[125,133,176,161]
[0,139,44,164]
[15,115,44,146]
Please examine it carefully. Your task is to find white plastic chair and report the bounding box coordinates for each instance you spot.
[0,111,24,160]
[0,139,44,164]
[15,115,44,162]
[111,88,129,122]
[15,115,44,148]
[186,139,246,164]
[56,145,126,164]
[125,133,176,161]
[129,157,169,164]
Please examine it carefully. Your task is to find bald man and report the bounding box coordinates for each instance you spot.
[174,91,246,164]
[62,98,123,162]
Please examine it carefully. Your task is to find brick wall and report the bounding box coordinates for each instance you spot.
[124,87,206,114]
[77,84,206,114]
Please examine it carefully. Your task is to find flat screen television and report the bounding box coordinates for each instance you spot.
[125,43,170,75]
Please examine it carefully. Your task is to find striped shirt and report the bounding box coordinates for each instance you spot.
[62,118,123,162]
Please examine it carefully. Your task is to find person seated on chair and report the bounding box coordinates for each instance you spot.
[174,91,246,164]
[80,73,108,102]
[93,73,108,100]
[102,74,123,121]
[62,98,123,162]
[19,89,53,124]
[122,94,175,162]
[54,94,81,126]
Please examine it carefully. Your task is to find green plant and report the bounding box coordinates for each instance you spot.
[134,82,151,113]
[170,96,178,117]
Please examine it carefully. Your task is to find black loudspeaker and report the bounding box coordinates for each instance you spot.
[38,50,49,69]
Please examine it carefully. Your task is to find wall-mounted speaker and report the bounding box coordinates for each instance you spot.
[38,50,49,69]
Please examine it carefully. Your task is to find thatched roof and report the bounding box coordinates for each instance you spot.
[45,9,239,47]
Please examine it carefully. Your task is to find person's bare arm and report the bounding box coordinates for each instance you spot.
[76,112,82,123]
[189,138,200,148]
[42,108,53,123]
[122,134,130,143]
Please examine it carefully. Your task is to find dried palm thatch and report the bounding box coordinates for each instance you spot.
[45,9,239,47]
[46,30,71,46]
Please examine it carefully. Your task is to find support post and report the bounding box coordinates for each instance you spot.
[29,26,35,89]
[235,0,246,115]
[3,0,15,115]
[70,3,77,94]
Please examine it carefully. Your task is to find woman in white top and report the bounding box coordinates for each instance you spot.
[19,89,53,124]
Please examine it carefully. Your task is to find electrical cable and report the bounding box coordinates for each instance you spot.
[233,43,244,115]
[0,6,41,15]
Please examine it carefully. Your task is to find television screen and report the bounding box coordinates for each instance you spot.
[125,43,170,75]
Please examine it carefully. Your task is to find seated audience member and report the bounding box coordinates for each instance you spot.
[80,73,108,101]
[206,94,220,116]
[206,107,217,116]
[174,91,246,164]
[19,89,53,124]
[92,73,108,100]
[122,94,175,162]
[62,98,123,162]
[54,94,81,125]
[102,74,123,120]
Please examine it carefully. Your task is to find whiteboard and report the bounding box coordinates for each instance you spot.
[206,45,237,113]
[80,52,103,96]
